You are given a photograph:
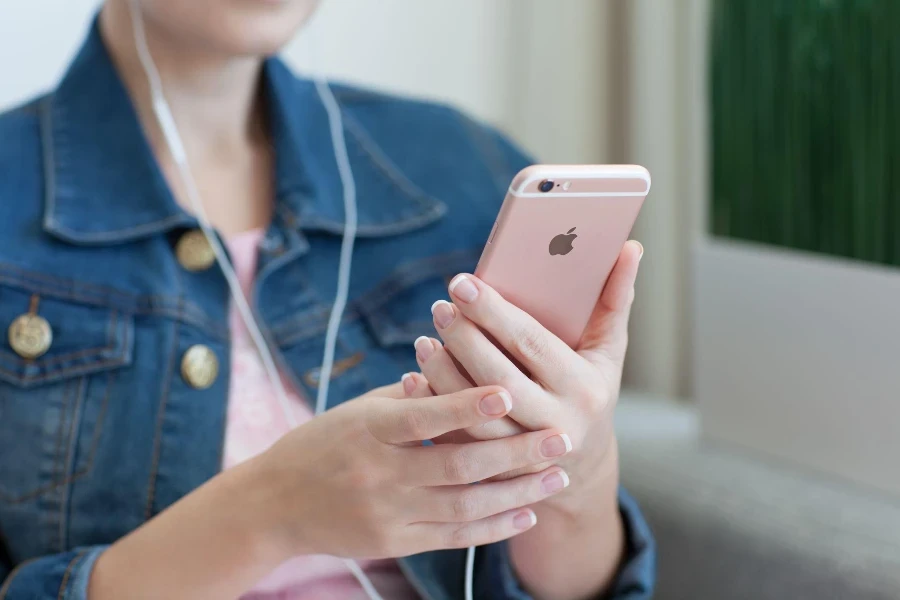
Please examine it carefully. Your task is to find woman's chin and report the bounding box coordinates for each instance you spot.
[143,0,319,58]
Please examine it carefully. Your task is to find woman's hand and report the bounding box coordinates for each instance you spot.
[409,240,643,513]
[405,241,642,600]
[89,383,571,600]
[251,384,573,560]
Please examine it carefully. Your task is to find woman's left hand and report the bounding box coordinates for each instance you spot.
[405,240,642,514]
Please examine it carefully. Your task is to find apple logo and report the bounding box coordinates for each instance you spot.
[549,227,578,256]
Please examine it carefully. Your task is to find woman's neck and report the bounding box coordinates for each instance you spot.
[100,2,266,158]
[98,1,275,236]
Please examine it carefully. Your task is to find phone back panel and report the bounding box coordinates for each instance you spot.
[475,165,649,348]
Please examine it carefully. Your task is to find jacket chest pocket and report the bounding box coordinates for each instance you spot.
[353,250,480,383]
[0,286,133,505]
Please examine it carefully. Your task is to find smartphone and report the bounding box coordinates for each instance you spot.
[475,164,650,348]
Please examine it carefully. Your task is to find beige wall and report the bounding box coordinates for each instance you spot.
[0,0,610,162]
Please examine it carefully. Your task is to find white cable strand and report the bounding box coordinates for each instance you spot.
[128,0,298,431]
[128,3,381,599]
[313,73,384,600]
[464,545,476,600]
[311,78,358,417]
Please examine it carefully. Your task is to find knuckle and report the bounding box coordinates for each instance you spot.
[451,489,481,522]
[443,450,477,484]
[399,406,433,440]
[446,524,474,549]
[510,328,550,363]
[488,371,518,393]
[447,395,472,425]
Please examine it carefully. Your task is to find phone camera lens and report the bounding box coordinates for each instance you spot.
[539,179,554,193]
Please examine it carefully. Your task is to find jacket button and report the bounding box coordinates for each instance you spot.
[8,313,53,359]
[176,230,216,272]
[181,345,219,389]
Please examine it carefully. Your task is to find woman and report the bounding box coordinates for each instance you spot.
[0,0,654,598]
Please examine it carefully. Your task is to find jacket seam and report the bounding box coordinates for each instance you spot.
[57,377,85,552]
[47,215,192,245]
[0,264,139,302]
[0,271,227,341]
[56,549,89,600]
[48,378,75,507]
[144,312,181,521]
[39,95,58,239]
[0,356,128,389]
[0,556,40,599]
[354,249,480,315]
[343,113,432,206]
[0,367,115,504]
[268,251,478,347]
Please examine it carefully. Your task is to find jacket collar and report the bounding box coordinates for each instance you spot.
[42,19,445,244]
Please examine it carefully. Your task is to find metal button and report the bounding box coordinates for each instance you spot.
[175,230,216,272]
[8,313,53,359]
[181,345,219,390]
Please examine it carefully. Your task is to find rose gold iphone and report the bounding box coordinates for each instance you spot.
[475,164,650,348]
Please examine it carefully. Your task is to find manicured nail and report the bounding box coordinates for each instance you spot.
[401,373,416,395]
[634,241,644,261]
[414,336,434,362]
[541,470,570,494]
[480,391,512,416]
[431,300,456,329]
[449,275,479,303]
[513,509,537,530]
[540,433,573,458]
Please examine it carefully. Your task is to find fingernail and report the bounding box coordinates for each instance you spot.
[540,433,573,458]
[479,391,512,415]
[541,470,570,494]
[401,373,416,395]
[513,509,537,530]
[634,241,644,261]
[414,336,434,362]
[449,275,478,303]
[431,300,456,329]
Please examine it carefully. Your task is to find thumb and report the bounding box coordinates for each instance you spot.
[578,240,643,365]
[362,379,409,400]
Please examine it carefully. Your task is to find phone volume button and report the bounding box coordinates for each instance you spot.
[488,220,499,244]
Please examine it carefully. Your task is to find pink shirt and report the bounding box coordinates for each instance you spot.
[223,229,419,600]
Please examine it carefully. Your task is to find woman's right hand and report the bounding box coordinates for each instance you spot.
[252,385,573,560]
[88,385,571,600]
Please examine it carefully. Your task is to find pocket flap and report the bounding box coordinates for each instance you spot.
[355,249,480,347]
[0,287,133,388]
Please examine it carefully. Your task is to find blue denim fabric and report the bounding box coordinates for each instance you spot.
[0,19,655,600]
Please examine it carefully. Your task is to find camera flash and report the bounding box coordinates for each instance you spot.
[562,181,572,191]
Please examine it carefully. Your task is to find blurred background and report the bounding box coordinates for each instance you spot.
[3,1,898,598]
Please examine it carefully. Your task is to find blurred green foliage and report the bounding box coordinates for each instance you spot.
[711,0,899,266]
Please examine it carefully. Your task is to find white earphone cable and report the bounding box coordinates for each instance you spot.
[464,544,475,600]
[128,3,382,599]
[313,67,385,600]
[128,1,298,431]
[311,77,357,417]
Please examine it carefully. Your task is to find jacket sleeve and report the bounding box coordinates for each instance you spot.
[474,489,656,600]
[0,546,109,600]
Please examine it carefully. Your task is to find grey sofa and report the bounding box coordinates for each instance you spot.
[617,397,900,600]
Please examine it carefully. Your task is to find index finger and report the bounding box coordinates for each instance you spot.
[447,274,588,390]
[367,386,512,444]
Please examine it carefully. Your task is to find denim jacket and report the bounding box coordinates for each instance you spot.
[0,20,655,600]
